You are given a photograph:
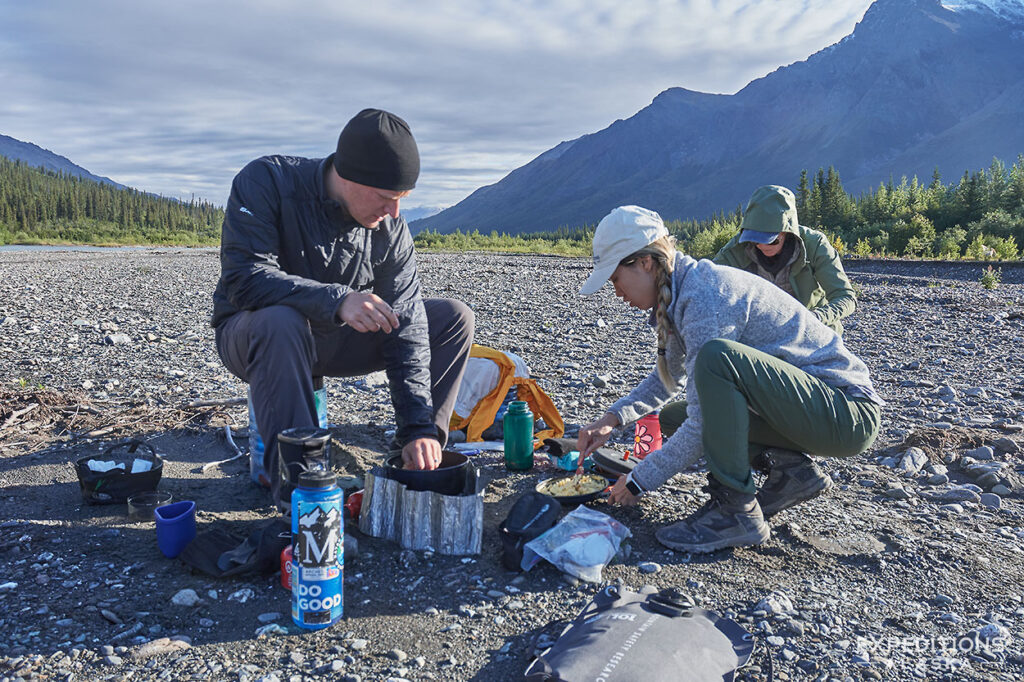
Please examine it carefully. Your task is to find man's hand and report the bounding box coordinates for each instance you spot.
[576,411,620,467]
[608,474,640,506]
[338,292,401,333]
[402,437,442,470]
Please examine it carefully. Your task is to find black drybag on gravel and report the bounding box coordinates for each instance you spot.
[525,584,754,682]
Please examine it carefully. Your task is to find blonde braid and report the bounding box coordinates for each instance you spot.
[653,256,675,391]
[622,236,678,391]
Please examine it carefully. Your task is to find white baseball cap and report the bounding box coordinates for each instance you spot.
[579,205,669,296]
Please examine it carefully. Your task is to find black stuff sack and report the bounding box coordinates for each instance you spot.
[74,439,163,504]
[542,438,579,457]
[499,491,561,571]
[178,517,291,578]
[525,584,754,682]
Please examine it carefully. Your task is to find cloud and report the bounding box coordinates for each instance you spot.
[0,0,872,208]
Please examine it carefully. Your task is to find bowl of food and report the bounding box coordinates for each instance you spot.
[536,473,611,505]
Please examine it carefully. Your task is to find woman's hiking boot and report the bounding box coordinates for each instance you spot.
[655,477,770,553]
[756,448,832,518]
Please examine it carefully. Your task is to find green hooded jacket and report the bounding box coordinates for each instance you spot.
[713,224,856,335]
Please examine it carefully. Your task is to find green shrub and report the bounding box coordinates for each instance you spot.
[935,227,966,259]
[860,228,889,255]
[833,235,847,255]
[684,222,735,259]
[904,235,930,258]
[991,236,1019,260]
[965,234,988,260]
[980,265,1001,289]
[966,209,1024,243]
[821,230,847,256]
[890,214,936,256]
[412,228,591,256]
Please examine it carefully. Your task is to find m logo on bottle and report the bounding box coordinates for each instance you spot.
[297,504,341,567]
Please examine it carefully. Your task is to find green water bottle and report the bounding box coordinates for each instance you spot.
[503,401,534,471]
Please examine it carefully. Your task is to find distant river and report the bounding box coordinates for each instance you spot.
[0,245,215,253]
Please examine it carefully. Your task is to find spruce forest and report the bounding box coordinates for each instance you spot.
[2,153,1024,260]
[0,157,223,245]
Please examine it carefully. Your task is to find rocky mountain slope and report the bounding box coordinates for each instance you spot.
[0,134,124,189]
[414,0,1024,235]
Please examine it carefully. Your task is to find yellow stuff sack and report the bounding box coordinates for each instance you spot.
[450,344,564,447]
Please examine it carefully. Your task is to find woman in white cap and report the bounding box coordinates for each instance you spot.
[658,184,858,510]
[576,205,882,553]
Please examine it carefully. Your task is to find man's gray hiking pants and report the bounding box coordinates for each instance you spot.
[215,298,474,507]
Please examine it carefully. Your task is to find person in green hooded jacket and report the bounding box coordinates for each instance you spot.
[713,184,856,335]
[658,185,857,514]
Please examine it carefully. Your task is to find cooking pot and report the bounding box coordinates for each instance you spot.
[383,450,470,496]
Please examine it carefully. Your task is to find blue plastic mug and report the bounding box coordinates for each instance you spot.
[154,500,197,558]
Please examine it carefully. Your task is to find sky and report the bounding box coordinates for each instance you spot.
[0,0,874,213]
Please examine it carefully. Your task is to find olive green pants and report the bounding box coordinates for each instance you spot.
[659,400,689,439]
[672,339,880,494]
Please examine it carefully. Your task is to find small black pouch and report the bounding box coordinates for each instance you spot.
[74,439,163,504]
[498,491,561,571]
[542,438,579,457]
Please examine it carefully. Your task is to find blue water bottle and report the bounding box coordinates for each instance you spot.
[250,377,329,486]
[291,470,344,630]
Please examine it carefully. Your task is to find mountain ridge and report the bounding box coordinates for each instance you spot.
[413,0,1024,235]
[0,134,125,190]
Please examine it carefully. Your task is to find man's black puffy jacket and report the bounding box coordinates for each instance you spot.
[212,153,435,444]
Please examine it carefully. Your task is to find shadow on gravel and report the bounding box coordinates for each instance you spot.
[467,624,558,681]
[0,426,302,658]
[0,428,273,522]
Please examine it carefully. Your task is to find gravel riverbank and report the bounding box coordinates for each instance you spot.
[1,248,1023,681]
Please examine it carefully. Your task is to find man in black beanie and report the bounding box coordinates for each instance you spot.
[212,108,475,509]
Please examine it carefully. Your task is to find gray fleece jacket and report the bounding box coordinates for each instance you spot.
[608,253,881,492]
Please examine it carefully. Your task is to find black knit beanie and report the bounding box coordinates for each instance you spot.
[333,109,419,191]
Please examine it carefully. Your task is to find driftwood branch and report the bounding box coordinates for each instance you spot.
[1,403,39,431]
[58,405,103,416]
[184,397,246,409]
[108,621,145,643]
[61,421,120,442]
[201,424,247,472]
